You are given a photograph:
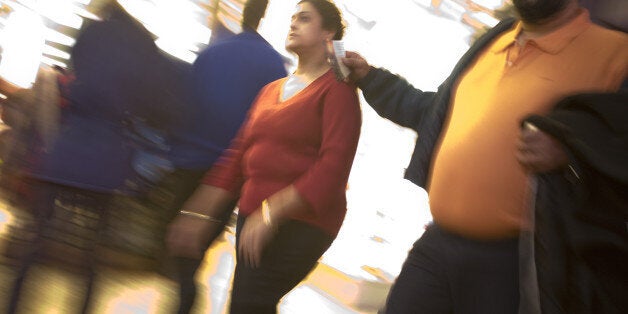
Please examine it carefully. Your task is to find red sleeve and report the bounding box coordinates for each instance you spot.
[293,82,362,216]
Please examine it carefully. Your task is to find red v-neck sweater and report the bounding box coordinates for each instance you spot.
[203,70,362,236]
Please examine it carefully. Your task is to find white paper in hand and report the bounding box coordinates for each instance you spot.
[328,40,350,81]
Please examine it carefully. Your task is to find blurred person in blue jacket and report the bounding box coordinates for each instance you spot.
[5,2,177,313]
[161,0,286,313]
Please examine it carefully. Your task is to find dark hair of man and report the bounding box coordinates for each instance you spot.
[298,0,345,40]
[242,0,270,30]
[512,0,572,25]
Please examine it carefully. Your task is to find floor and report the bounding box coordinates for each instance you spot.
[0,229,376,314]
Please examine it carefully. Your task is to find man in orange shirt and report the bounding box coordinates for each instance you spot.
[343,0,627,312]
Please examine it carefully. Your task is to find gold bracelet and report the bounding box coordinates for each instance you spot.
[178,210,222,223]
[261,199,273,227]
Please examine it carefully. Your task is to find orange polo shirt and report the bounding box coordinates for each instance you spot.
[428,10,628,239]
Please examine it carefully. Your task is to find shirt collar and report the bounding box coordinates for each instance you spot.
[490,22,522,54]
[492,9,592,55]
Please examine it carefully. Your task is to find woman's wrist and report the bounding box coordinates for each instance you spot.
[178,210,222,223]
[262,185,310,226]
[261,199,280,231]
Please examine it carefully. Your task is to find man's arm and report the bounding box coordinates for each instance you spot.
[343,51,436,130]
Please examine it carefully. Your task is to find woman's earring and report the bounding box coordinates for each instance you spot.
[325,39,333,57]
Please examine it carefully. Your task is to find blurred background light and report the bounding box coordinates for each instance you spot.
[0,1,45,88]
[0,202,12,235]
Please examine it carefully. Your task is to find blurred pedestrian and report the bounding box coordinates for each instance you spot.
[5,2,174,313]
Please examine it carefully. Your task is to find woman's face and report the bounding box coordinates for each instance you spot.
[285,2,334,54]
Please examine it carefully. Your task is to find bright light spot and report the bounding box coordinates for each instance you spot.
[44,28,76,47]
[477,0,505,9]
[474,11,500,27]
[43,44,71,60]
[119,0,211,63]
[281,285,357,313]
[73,5,100,21]
[0,4,45,88]
[0,202,13,235]
[41,56,67,69]
[36,0,83,29]
[105,287,162,314]
[155,38,197,64]
[258,0,294,60]
[117,0,157,28]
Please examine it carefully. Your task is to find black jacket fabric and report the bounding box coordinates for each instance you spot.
[523,92,628,314]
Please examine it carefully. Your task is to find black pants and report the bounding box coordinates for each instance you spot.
[229,216,334,314]
[381,223,519,314]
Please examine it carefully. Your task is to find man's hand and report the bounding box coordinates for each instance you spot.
[237,209,276,268]
[517,123,569,173]
[166,215,222,259]
[342,51,371,83]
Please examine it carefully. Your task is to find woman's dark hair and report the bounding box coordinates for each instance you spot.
[298,0,345,40]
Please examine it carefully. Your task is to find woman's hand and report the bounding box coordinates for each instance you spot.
[166,215,222,259]
[166,185,235,258]
[238,186,308,267]
[238,209,277,268]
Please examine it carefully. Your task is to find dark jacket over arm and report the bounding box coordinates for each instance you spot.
[523,92,628,314]
[356,18,516,188]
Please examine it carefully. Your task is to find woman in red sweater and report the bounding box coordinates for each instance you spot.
[166,0,361,312]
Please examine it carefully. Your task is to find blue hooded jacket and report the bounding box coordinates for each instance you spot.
[32,8,174,193]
